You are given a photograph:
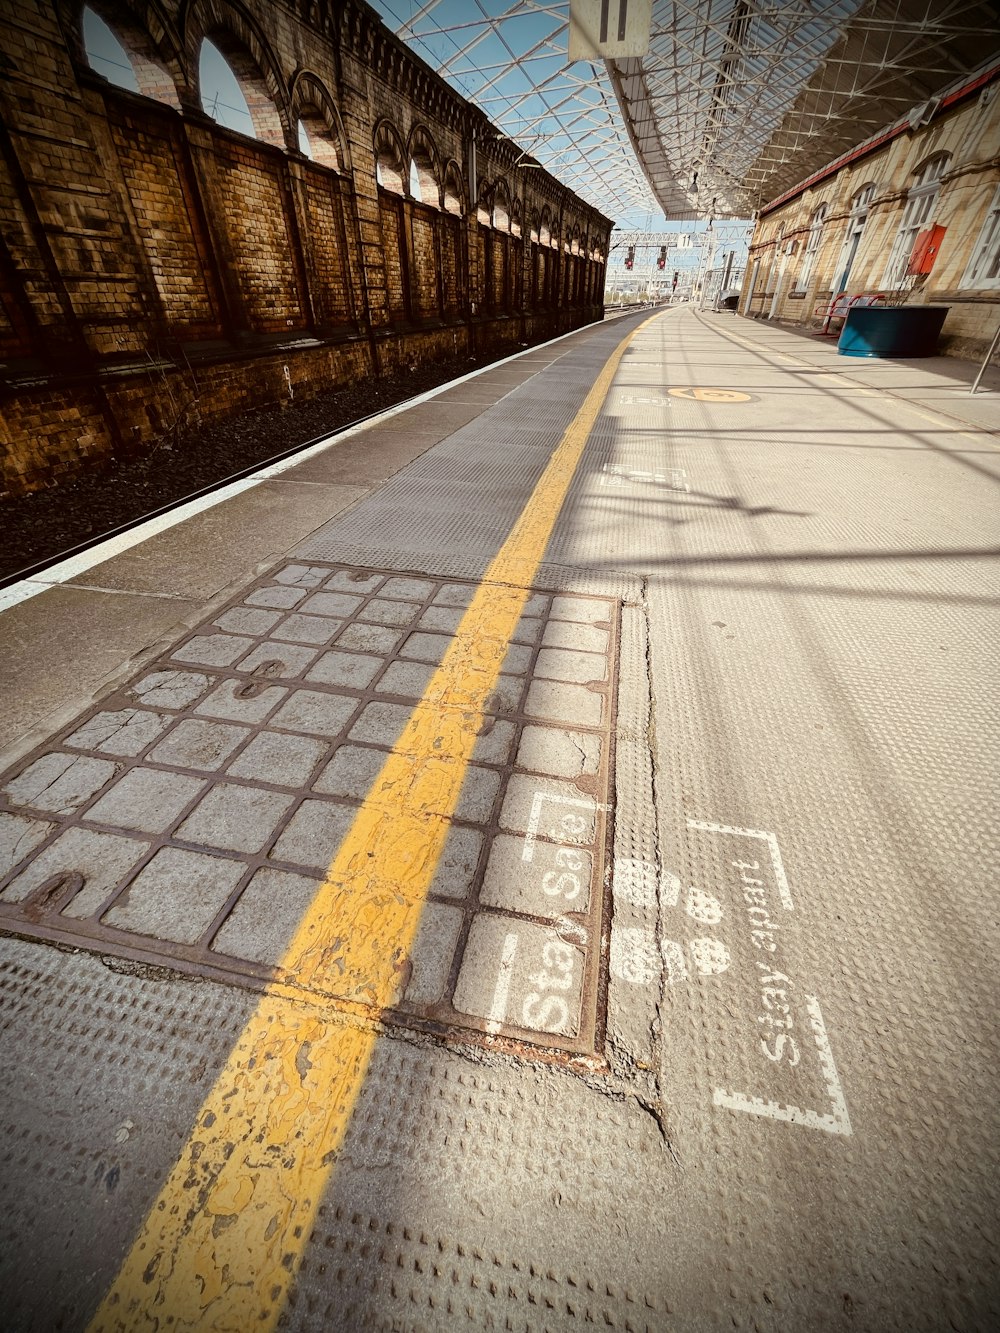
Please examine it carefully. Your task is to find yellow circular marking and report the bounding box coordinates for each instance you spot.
[668,387,753,402]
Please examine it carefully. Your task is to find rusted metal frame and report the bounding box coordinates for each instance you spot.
[0,561,620,1064]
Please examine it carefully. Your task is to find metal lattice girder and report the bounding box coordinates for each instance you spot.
[609,223,751,249]
[370,1,1000,228]
[370,0,662,224]
[610,0,1000,219]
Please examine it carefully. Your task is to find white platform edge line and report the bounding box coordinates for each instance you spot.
[1,313,664,617]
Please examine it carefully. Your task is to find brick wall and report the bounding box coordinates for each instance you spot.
[300,169,352,328]
[195,133,304,334]
[378,194,407,323]
[0,0,611,495]
[440,217,461,315]
[107,108,219,335]
[409,207,439,319]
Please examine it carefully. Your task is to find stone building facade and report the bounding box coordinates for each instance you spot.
[0,0,611,495]
[741,61,1000,360]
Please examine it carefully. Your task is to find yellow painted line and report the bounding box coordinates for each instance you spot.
[89,311,662,1332]
[894,404,1000,449]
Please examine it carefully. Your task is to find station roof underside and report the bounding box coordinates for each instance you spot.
[371,1,1000,225]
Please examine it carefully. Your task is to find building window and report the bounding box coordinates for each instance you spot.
[82,5,180,109]
[883,154,949,288]
[961,184,1000,290]
[443,165,463,216]
[834,183,876,293]
[409,152,439,206]
[794,204,827,292]
[374,123,406,194]
[199,36,284,146]
[297,112,340,170]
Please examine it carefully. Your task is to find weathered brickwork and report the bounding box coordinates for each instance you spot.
[378,196,407,323]
[300,169,352,329]
[742,67,1000,358]
[0,0,611,495]
[107,111,219,333]
[409,208,438,319]
[489,232,505,311]
[206,137,304,333]
[440,219,461,316]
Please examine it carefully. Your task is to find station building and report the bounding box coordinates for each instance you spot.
[742,60,1000,359]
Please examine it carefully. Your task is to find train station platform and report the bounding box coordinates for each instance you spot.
[1,306,998,1331]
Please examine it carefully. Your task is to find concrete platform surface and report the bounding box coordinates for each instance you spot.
[0,307,998,1331]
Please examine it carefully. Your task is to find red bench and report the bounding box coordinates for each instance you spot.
[814,292,885,335]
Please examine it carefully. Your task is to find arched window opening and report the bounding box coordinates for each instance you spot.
[410,154,438,206]
[376,152,403,193]
[407,128,441,207]
[199,36,283,146]
[539,219,551,246]
[488,178,510,231]
[297,110,339,170]
[443,165,463,216]
[884,154,950,287]
[82,6,180,109]
[794,203,827,292]
[961,183,1000,290]
[374,123,405,194]
[511,201,522,238]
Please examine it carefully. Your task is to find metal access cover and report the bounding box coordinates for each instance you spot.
[0,561,618,1062]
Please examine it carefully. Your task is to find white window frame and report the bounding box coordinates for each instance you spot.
[882,155,949,288]
[794,204,827,292]
[833,184,876,293]
[960,184,1000,290]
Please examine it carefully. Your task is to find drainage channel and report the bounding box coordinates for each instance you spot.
[0,558,620,1064]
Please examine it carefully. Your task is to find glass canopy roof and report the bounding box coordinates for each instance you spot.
[370,1,1000,232]
[369,0,661,229]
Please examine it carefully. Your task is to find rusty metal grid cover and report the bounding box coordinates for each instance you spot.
[0,559,620,1064]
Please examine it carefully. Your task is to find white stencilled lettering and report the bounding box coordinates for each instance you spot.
[542,869,581,900]
[715,996,851,1136]
[681,820,852,1136]
[522,992,569,1031]
[485,932,518,1035]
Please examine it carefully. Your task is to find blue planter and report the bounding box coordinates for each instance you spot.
[838,305,949,358]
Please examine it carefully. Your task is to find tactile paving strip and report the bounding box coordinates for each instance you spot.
[0,559,620,1061]
[0,936,665,1333]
